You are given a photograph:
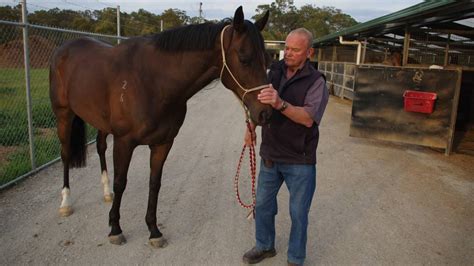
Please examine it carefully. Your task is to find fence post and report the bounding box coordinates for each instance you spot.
[117,5,121,44]
[21,0,36,170]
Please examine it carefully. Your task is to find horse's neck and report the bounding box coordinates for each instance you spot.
[127,43,222,102]
[176,50,222,100]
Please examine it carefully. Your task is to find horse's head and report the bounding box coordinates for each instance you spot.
[220,6,272,126]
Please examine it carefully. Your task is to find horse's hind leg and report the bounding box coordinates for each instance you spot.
[108,136,136,245]
[146,142,174,248]
[57,112,74,217]
[97,131,113,202]
[56,111,87,217]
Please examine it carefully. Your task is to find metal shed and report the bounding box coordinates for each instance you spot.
[313,0,474,154]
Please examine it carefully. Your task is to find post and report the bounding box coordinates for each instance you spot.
[361,38,367,64]
[402,28,410,66]
[199,2,203,23]
[116,5,121,44]
[21,0,36,170]
[444,33,450,66]
[160,19,163,32]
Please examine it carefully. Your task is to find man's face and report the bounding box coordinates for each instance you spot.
[284,33,310,69]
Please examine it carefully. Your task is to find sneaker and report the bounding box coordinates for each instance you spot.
[242,247,276,264]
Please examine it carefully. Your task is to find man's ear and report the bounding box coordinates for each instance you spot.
[254,10,269,31]
[307,48,314,58]
[233,6,245,32]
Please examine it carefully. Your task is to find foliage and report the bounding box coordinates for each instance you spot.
[0,5,189,37]
[253,0,358,40]
[1,1,357,40]
[0,4,21,21]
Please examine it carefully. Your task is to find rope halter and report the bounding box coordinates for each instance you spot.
[219,25,268,120]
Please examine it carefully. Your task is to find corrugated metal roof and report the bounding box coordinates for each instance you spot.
[313,0,473,47]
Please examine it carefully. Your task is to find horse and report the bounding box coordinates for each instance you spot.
[382,48,402,66]
[49,6,271,247]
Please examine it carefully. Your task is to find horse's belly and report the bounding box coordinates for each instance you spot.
[75,108,112,133]
[134,107,187,145]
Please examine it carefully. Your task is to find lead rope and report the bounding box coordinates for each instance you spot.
[234,120,257,220]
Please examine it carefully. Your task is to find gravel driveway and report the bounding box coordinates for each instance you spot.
[1,82,473,265]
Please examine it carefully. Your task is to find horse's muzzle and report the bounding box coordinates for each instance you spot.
[259,109,272,125]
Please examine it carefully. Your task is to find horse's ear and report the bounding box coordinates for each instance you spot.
[254,10,269,31]
[233,6,244,32]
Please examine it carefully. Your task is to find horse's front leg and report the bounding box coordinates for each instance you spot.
[146,142,174,248]
[108,137,136,245]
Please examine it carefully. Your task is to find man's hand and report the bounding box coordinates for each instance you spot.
[244,122,256,147]
[258,84,315,128]
[257,84,283,109]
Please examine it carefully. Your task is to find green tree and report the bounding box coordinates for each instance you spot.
[254,0,299,40]
[299,5,357,38]
[124,9,161,36]
[161,8,189,30]
[93,8,117,35]
[0,4,21,22]
[253,1,358,41]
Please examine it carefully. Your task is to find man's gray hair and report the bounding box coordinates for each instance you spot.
[289,28,313,49]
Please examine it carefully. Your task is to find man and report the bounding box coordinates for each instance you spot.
[242,28,329,266]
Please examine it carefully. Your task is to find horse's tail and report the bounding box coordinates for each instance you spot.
[70,116,87,168]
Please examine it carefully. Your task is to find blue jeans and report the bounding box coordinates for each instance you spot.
[255,160,316,265]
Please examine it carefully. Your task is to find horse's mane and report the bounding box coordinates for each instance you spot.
[152,19,265,53]
[152,19,231,51]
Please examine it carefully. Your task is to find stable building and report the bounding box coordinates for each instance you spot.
[313,0,474,155]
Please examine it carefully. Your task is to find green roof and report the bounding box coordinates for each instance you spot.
[313,0,473,47]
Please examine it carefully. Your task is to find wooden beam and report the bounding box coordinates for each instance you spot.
[446,68,463,155]
[444,33,450,66]
[402,28,410,66]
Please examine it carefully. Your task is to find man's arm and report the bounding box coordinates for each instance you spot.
[257,85,314,128]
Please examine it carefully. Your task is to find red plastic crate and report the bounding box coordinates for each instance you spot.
[403,90,437,114]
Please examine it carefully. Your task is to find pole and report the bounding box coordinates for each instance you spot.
[199,2,203,23]
[20,0,36,170]
[161,19,163,32]
[402,27,410,66]
[117,5,121,44]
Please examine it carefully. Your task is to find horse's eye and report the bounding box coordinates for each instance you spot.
[239,57,252,66]
[239,54,252,66]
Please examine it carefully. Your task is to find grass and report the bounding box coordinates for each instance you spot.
[0,68,97,186]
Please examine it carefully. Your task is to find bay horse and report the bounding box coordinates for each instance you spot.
[49,6,271,247]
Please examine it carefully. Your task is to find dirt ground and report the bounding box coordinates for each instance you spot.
[1,82,473,265]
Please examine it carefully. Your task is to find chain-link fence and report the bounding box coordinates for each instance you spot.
[0,5,125,188]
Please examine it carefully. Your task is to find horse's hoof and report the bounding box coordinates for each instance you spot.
[109,234,126,245]
[59,206,73,217]
[149,237,168,248]
[103,193,114,203]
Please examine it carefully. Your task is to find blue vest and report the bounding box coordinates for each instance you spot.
[260,60,323,164]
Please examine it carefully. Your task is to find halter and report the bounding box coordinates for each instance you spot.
[219,25,268,120]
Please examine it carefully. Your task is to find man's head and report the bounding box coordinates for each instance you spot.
[284,28,313,71]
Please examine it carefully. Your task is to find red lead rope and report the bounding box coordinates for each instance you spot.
[234,120,257,219]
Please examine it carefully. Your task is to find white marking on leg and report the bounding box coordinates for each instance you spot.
[60,187,71,208]
[101,170,111,197]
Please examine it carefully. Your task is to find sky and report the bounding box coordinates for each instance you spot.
[1,0,424,23]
